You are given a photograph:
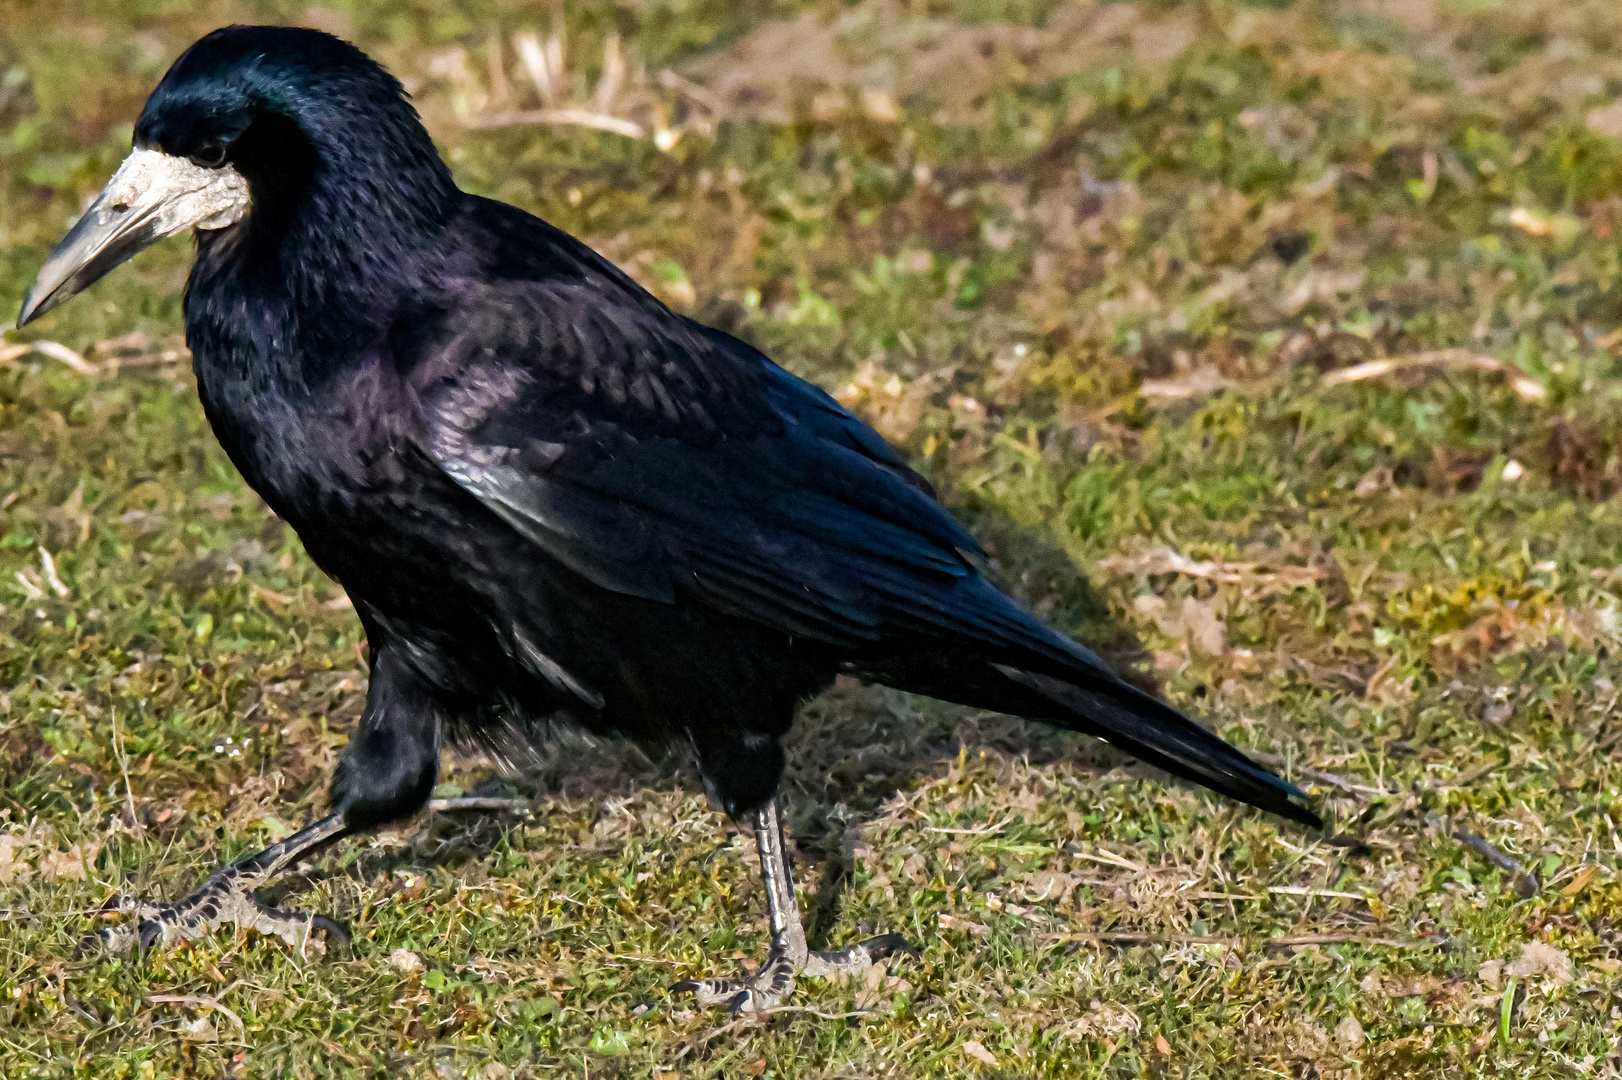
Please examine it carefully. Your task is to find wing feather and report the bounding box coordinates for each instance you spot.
[410,206,1023,660]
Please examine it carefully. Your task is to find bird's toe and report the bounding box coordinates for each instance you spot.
[801,932,918,978]
[857,933,917,962]
[74,926,130,958]
[671,951,798,1013]
[136,917,167,951]
[672,931,918,1010]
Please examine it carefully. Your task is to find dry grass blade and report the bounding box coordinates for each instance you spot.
[37,548,68,597]
[29,340,97,375]
[1427,814,1540,898]
[595,35,625,116]
[13,569,45,601]
[923,818,1007,835]
[428,796,533,813]
[448,27,713,148]
[1,340,97,375]
[467,30,646,138]
[658,68,724,115]
[1139,366,1239,399]
[1248,752,1396,798]
[147,993,246,1036]
[544,34,564,102]
[672,1015,761,1061]
[111,707,141,837]
[1098,546,1324,589]
[1267,886,1365,900]
[4,336,188,376]
[486,31,511,107]
[671,1006,871,1062]
[1321,349,1546,401]
[513,31,557,104]
[0,907,112,921]
[465,107,645,139]
[1073,849,1149,874]
[249,582,296,607]
[1054,931,1425,949]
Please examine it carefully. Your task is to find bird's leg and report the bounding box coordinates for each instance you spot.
[84,632,445,957]
[671,799,913,1013]
[83,812,353,956]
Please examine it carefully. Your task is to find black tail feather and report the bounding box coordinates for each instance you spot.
[992,664,1321,828]
[863,646,1320,828]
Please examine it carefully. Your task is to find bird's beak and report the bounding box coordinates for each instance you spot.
[16,148,250,328]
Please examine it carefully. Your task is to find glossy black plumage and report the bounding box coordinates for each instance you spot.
[105,27,1320,831]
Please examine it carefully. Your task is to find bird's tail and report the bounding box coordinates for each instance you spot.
[996,662,1319,827]
[863,595,1320,828]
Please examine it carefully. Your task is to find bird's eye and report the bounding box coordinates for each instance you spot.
[190,144,228,168]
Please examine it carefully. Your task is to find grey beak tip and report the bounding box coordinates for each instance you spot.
[16,291,41,329]
[19,277,68,328]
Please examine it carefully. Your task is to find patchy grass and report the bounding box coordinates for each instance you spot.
[10,0,1622,1075]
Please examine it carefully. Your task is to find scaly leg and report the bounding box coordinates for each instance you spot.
[83,813,352,956]
[671,799,912,1013]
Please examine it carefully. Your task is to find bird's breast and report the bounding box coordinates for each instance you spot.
[191,334,514,622]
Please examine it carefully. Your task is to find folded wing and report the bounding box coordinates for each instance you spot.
[409,212,1318,827]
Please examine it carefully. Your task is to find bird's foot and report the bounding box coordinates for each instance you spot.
[79,814,354,957]
[671,933,913,1014]
[671,942,800,1013]
[83,860,350,957]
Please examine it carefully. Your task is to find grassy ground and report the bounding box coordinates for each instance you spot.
[8,0,1622,1075]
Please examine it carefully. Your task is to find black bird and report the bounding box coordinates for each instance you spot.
[19,26,1317,1008]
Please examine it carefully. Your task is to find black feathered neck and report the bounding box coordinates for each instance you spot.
[148,27,461,370]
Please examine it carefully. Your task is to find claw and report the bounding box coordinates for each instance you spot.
[859,933,915,961]
[308,913,352,949]
[74,928,117,959]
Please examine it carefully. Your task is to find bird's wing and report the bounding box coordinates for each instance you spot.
[412,274,1002,649]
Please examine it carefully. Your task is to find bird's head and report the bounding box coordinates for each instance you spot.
[18,25,455,328]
